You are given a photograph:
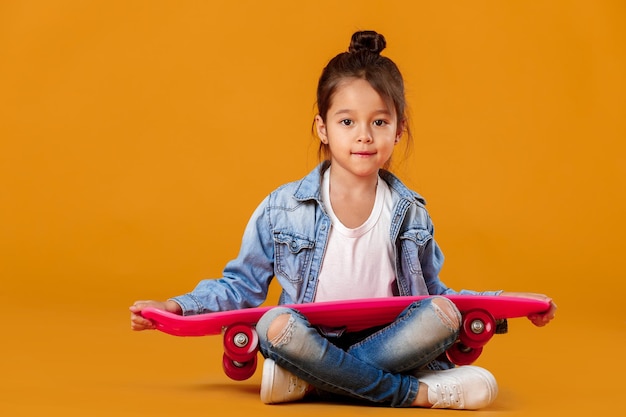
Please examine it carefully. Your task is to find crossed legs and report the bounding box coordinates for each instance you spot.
[256,297,461,407]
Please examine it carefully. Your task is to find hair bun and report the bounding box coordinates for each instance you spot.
[348,30,386,54]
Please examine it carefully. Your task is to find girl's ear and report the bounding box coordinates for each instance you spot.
[395,119,405,143]
[315,115,329,144]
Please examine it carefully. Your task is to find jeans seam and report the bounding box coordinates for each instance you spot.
[349,300,424,352]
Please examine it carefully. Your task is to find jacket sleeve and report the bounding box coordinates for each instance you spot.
[170,196,275,315]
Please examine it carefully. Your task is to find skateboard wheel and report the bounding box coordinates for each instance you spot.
[223,324,259,363]
[222,353,257,381]
[446,343,483,366]
[459,309,495,349]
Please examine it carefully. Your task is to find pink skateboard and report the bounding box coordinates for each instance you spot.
[141,295,549,380]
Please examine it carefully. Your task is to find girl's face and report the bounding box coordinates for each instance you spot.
[315,77,402,182]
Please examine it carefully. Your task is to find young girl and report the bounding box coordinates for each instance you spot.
[130,31,556,409]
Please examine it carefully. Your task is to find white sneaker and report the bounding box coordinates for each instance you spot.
[414,366,498,410]
[260,359,311,404]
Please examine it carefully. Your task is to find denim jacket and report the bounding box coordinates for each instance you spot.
[172,162,501,315]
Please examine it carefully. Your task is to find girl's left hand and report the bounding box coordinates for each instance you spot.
[499,291,557,327]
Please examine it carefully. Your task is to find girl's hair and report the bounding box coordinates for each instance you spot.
[315,30,412,168]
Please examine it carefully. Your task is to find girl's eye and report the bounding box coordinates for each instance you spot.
[373,120,387,126]
[340,119,353,126]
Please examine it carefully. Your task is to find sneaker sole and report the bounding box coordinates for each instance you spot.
[260,359,276,404]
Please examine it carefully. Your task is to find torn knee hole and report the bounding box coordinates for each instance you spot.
[266,313,296,347]
[431,297,461,329]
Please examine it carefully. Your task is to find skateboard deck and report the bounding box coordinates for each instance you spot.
[141,295,549,380]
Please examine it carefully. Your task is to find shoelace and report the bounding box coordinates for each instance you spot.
[433,383,463,408]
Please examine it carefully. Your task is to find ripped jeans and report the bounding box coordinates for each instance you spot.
[256,297,461,407]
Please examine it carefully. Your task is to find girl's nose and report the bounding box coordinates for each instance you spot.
[357,126,373,143]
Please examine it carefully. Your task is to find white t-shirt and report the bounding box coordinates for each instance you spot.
[314,168,396,302]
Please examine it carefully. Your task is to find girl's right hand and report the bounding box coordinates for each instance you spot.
[129,300,182,331]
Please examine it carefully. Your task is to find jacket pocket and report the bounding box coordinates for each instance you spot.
[399,228,432,275]
[273,231,315,283]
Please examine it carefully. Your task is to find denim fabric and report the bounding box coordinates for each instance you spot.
[171,161,501,314]
[256,297,461,407]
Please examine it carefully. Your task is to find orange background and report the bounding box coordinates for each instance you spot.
[1,1,624,416]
